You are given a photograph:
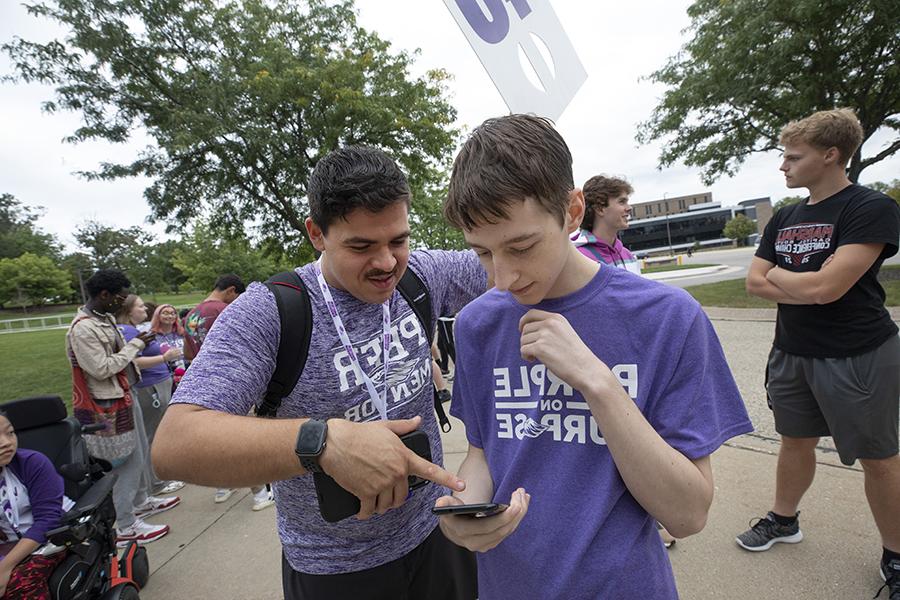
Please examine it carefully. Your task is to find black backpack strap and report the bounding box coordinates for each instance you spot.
[397,269,452,433]
[258,270,312,418]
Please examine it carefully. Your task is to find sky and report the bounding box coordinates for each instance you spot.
[2,1,899,252]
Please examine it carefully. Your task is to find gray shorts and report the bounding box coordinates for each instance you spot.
[766,335,900,465]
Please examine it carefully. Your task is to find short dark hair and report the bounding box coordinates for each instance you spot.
[581,176,634,230]
[214,274,246,294]
[85,269,130,299]
[444,114,573,231]
[307,146,411,234]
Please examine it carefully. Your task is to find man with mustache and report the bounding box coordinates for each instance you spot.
[154,146,485,599]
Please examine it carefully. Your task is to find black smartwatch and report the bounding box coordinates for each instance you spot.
[296,419,328,474]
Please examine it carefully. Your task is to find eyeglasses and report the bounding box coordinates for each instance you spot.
[113,293,128,302]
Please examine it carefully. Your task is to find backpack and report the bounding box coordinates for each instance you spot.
[257,268,451,432]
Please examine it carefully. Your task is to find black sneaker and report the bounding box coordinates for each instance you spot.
[875,558,900,599]
[436,389,452,404]
[735,511,803,552]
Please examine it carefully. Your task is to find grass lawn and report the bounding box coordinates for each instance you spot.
[0,328,71,410]
[642,263,715,274]
[684,276,900,307]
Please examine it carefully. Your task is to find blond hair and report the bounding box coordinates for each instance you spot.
[780,108,863,166]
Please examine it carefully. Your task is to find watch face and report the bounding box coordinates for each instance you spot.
[298,421,327,456]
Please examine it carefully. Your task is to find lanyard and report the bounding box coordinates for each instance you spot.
[314,258,391,420]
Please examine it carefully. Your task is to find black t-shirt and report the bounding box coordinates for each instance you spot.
[756,184,899,357]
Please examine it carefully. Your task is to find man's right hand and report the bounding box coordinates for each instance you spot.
[136,331,156,346]
[318,416,466,520]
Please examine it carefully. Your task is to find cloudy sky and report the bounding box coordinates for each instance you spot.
[2,1,898,251]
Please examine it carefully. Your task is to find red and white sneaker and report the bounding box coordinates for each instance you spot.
[116,518,170,547]
[134,495,181,518]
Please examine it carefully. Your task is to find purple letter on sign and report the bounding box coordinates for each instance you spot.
[456,0,533,44]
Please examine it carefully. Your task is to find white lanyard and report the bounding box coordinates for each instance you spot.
[314,258,391,420]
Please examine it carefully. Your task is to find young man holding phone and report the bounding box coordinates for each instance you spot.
[154,146,485,599]
[435,115,753,599]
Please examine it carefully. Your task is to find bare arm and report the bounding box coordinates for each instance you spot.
[153,404,466,519]
[582,375,713,537]
[745,257,806,304]
[766,243,885,304]
[134,347,181,369]
[435,444,530,552]
[519,311,714,537]
[452,445,495,503]
[0,538,41,596]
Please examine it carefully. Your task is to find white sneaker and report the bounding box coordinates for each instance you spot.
[134,495,181,518]
[214,488,236,503]
[116,517,169,547]
[252,488,275,512]
[159,480,185,494]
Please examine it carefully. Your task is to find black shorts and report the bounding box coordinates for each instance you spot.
[282,526,476,600]
[766,335,900,465]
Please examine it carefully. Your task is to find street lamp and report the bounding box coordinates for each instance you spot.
[663,193,674,255]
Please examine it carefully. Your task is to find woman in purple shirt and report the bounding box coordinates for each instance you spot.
[0,410,66,599]
[117,295,185,497]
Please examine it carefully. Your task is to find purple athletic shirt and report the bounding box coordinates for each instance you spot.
[450,265,752,600]
[171,250,486,574]
[118,324,171,387]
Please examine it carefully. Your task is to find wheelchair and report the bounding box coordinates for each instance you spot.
[3,395,150,600]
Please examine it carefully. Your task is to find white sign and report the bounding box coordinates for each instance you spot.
[443,0,587,121]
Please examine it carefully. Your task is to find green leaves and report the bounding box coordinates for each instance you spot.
[722,214,757,244]
[0,253,72,309]
[638,0,900,184]
[5,0,461,254]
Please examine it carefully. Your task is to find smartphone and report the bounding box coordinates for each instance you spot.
[431,502,508,518]
[314,430,432,523]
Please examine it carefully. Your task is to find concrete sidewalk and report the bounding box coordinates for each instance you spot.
[137,312,894,599]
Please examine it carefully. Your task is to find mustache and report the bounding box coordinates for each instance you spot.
[365,269,396,279]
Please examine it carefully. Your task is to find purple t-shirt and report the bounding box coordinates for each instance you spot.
[118,324,171,388]
[171,250,486,574]
[450,265,752,600]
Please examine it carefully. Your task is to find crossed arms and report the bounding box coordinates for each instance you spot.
[746,243,885,305]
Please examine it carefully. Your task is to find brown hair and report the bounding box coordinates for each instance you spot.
[581,175,634,230]
[115,294,144,325]
[779,108,863,166]
[444,114,573,230]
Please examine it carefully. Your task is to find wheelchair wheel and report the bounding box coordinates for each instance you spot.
[101,583,140,600]
[118,541,150,589]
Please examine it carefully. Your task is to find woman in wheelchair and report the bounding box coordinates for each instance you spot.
[0,409,67,599]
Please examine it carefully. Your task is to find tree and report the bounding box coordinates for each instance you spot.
[773,196,804,212]
[73,221,152,272]
[637,0,900,184]
[0,253,72,310]
[869,179,900,205]
[410,187,467,251]
[0,194,60,260]
[172,225,295,291]
[722,214,757,245]
[4,0,460,254]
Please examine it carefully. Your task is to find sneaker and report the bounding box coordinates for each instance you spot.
[436,389,452,404]
[252,488,275,512]
[158,480,185,494]
[134,495,181,518]
[735,511,803,551]
[875,558,900,599]
[214,488,236,503]
[116,518,170,547]
[657,522,676,549]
